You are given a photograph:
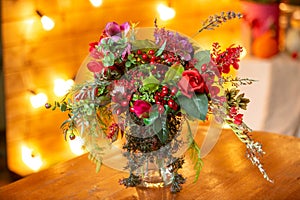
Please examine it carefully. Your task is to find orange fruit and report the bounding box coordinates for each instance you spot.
[252,31,278,58]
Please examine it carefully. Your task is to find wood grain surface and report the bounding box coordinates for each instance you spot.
[1,129,299,200]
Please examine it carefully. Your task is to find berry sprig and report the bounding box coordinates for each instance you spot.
[154,85,179,113]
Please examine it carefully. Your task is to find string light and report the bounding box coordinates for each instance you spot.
[69,136,85,155]
[54,78,74,97]
[157,3,176,21]
[21,145,43,171]
[89,0,103,7]
[36,10,55,31]
[29,91,48,108]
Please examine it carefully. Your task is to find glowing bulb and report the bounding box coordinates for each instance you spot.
[54,78,74,97]
[69,137,85,155]
[157,4,176,21]
[21,145,43,171]
[89,0,103,7]
[41,15,55,31]
[30,92,48,108]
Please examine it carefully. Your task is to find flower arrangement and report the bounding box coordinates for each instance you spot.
[46,11,272,193]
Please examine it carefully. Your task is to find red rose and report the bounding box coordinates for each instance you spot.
[133,100,151,118]
[178,69,208,98]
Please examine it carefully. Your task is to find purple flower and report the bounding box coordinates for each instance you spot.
[105,22,130,37]
[154,28,194,61]
[105,22,121,37]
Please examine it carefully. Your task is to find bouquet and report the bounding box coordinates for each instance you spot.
[46,11,272,193]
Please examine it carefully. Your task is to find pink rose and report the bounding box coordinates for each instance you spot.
[178,69,208,98]
[133,100,151,118]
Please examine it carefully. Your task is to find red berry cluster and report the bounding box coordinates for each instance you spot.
[154,85,179,113]
[136,49,158,65]
[112,69,147,115]
[211,42,243,74]
[107,123,119,139]
[134,49,183,67]
[160,52,182,66]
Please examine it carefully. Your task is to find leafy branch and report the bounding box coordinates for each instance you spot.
[222,76,257,87]
[186,120,203,182]
[196,11,243,35]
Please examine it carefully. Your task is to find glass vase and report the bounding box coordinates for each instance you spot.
[135,160,176,200]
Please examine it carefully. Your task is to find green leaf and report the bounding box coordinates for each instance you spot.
[194,50,210,71]
[152,118,162,134]
[143,110,159,125]
[143,74,160,85]
[163,64,184,83]
[188,140,203,182]
[178,93,208,120]
[155,41,166,57]
[142,74,160,92]
[60,102,67,112]
[156,119,168,144]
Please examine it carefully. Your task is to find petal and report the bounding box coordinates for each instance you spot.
[87,61,104,73]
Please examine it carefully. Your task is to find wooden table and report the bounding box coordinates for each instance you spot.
[1,129,299,200]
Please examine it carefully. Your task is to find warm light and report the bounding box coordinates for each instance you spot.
[30,92,48,108]
[89,0,103,7]
[36,10,55,31]
[157,4,176,21]
[54,78,74,97]
[41,15,55,31]
[69,136,85,155]
[21,145,43,171]
[240,46,247,59]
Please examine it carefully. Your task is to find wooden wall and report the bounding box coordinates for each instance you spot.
[1,0,242,176]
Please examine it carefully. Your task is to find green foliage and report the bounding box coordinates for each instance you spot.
[163,64,184,84]
[225,88,250,110]
[186,120,203,182]
[194,50,210,71]
[88,152,103,173]
[156,119,169,144]
[188,141,203,182]
[143,109,159,125]
[178,93,208,121]
[142,74,160,92]
[155,40,166,57]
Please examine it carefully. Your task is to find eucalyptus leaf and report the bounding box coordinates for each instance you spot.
[177,93,208,120]
[194,50,210,71]
[125,61,131,68]
[155,41,166,57]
